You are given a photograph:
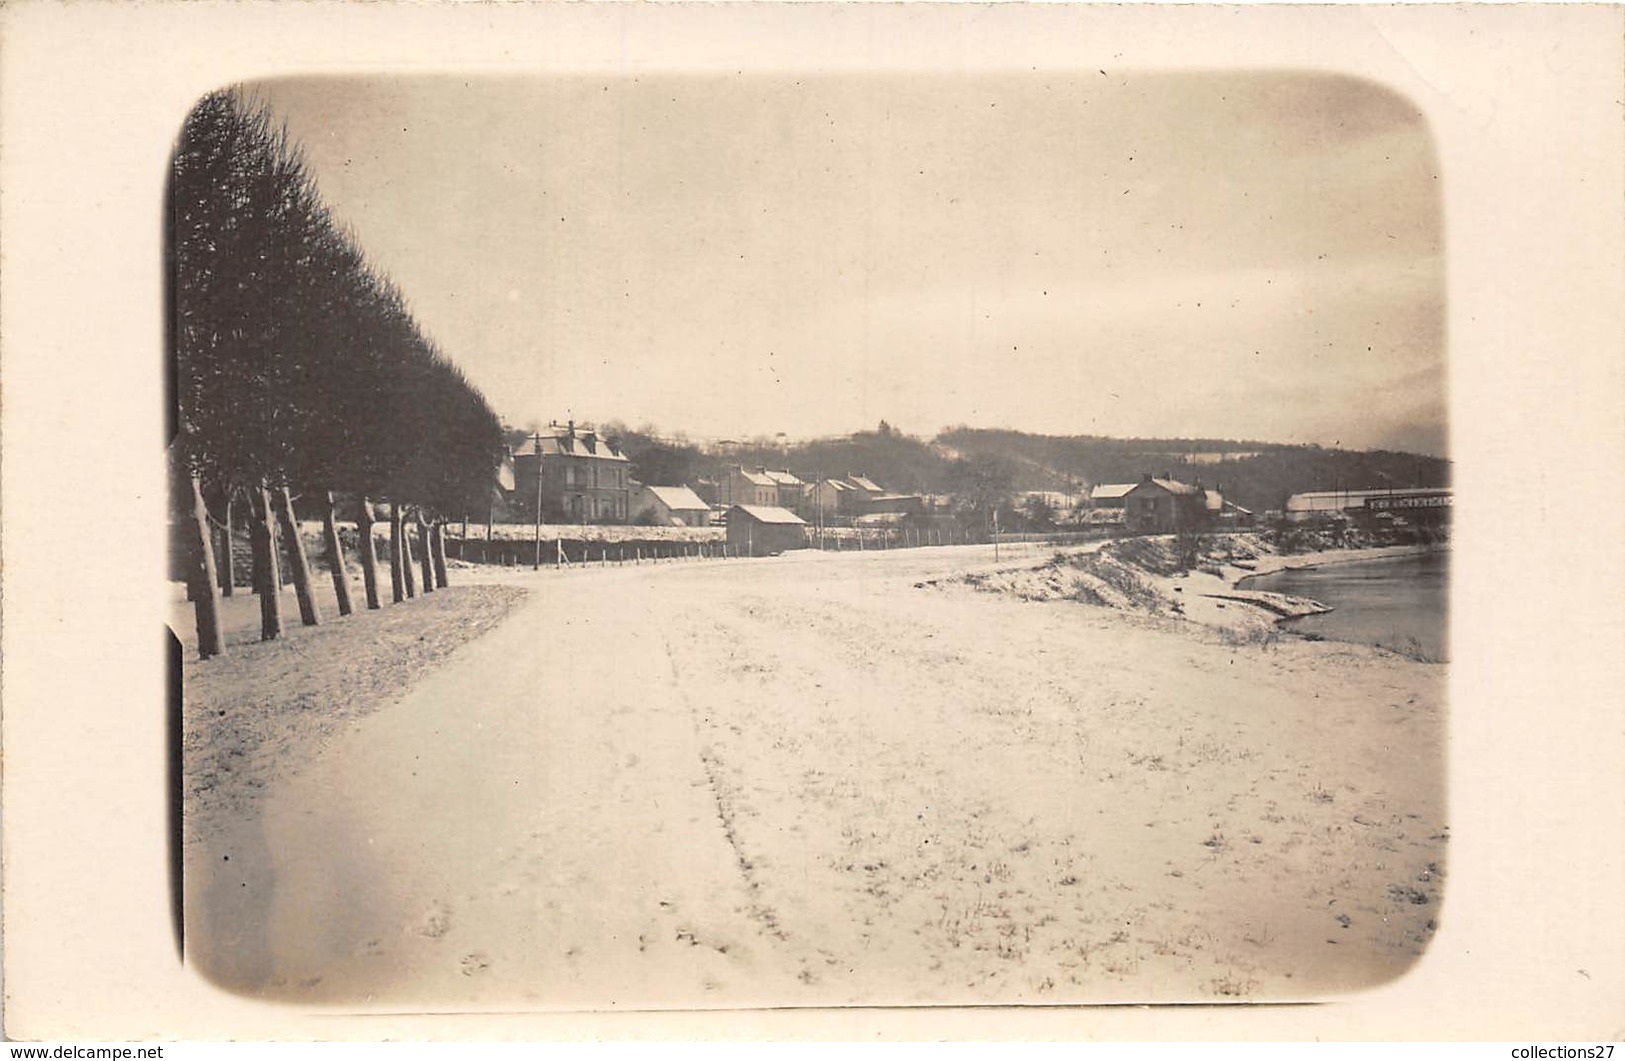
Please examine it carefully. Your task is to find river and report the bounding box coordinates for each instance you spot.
[1244,550,1449,662]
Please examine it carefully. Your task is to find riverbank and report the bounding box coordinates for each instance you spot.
[944,531,1446,644]
[1242,549,1449,662]
[1205,541,1447,634]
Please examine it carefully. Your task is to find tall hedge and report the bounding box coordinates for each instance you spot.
[171,88,504,650]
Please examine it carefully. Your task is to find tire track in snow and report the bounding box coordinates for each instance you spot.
[662,632,791,945]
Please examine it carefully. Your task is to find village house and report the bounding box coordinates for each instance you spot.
[726,504,808,557]
[1088,482,1136,510]
[510,420,632,524]
[1083,482,1135,528]
[630,483,712,527]
[720,466,780,509]
[1205,489,1255,528]
[762,469,807,511]
[808,477,857,519]
[846,474,885,506]
[1123,474,1208,534]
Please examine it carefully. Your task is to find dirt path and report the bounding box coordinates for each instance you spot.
[187,543,1445,1008]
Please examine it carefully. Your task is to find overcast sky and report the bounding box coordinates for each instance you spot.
[252,72,1445,455]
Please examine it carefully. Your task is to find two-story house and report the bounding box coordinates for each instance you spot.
[510,421,632,524]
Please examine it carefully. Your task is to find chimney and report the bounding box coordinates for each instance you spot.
[568,419,576,438]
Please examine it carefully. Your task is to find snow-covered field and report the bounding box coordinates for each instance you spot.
[183,539,1445,1009]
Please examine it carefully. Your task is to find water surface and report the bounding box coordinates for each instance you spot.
[1245,551,1448,662]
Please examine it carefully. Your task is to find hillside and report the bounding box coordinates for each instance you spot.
[553,421,1448,519]
[933,428,1450,514]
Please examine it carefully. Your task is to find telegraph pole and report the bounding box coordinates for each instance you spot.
[532,431,544,571]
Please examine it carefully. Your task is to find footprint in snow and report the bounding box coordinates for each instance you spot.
[459,952,491,976]
[414,903,451,939]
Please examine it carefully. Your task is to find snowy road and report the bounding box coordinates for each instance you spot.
[187,542,1445,1009]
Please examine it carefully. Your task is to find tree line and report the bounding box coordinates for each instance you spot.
[600,419,1449,532]
[171,89,504,659]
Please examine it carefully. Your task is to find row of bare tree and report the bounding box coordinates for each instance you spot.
[171,88,504,659]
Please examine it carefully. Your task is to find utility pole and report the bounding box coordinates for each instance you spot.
[532,432,543,571]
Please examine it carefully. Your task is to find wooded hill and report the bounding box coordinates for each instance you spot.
[605,422,1449,516]
[933,428,1451,514]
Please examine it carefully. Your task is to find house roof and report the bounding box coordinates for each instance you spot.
[1090,483,1136,501]
[847,475,884,493]
[1204,489,1225,511]
[730,504,807,526]
[817,478,853,491]
[1130,477,1202,497]
[642,485,708,511]
[763,469,804,487]
[735,467,778,487]
[513,431,629,462]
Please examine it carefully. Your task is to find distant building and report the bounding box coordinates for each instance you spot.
[847,474,885,497]
[510,421,632,524]
[809,477,858,518]
[761,469,807,510]
[1123,474,1208,534]
[630,484,712,527]
[721,466,781,509]
[836,474,887,515]
[866,493,926,517]
[1089,483,1137,509]
[726,504,808,556]
[1202,488,1255,529]
[1284,487,1451,524]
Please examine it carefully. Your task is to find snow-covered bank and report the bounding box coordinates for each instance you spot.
[942,531,1445,641]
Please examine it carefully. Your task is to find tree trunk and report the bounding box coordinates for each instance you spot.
[186,474,225,659]
[389,502,407,603]
[431,521,449,588]
[218,493,235,597]
[415,510,435,594]
[249,485,283,641]
[320,490,354,617]
[400,505,418,598]
[274,485,321,627]
[357,497,382,610]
